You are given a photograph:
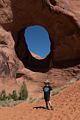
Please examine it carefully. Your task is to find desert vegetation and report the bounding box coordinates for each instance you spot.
[0,82,28,107]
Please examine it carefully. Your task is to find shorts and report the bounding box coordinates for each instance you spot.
[44,96,50,101]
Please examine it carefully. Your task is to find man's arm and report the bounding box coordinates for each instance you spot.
[49,86,53,91]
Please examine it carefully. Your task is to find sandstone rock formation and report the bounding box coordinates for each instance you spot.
[0,0,80,81]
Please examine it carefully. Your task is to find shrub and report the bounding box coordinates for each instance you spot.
[19,82,28,100]
[0,82,28,103]
[0,92,2,100]
[11,90,18,101]
[7,93,12,100]
[0,90,7,101]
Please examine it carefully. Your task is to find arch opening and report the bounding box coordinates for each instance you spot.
[15,26,52,72]
[24,25,51,59]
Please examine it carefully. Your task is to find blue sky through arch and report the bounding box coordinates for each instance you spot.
[24,25,51,58]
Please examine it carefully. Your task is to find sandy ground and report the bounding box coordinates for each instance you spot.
[0,80,80,120]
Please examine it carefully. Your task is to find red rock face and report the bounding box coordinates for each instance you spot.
[0,0,80,80]
[0,27,23,80]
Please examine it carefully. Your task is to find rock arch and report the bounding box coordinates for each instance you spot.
[0,0,80,77]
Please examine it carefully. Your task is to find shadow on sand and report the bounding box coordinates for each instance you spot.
[33,106,46,110]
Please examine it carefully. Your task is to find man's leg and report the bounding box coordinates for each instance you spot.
[45,101,49,109]
[49,101,54,110]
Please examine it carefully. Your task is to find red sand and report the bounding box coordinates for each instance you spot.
[0,81,80,120]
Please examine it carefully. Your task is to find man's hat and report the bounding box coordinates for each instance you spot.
[44,80,50,84]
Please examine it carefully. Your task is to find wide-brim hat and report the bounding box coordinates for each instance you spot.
[44,80,50,84]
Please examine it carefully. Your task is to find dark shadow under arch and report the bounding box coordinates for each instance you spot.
[14,27,52,72]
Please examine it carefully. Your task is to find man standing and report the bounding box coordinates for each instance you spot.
[43,80,54,110]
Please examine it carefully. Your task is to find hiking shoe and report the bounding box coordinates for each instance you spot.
[50,106,54,111]
[45,106,49,110]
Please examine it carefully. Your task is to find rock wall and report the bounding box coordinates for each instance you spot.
[0,0,80,78]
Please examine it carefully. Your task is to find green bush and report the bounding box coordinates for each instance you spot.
[0,82,28,103]
[7,93,12,100]
[0,90,7,101]
[19,82,28,100]
[0,92,2,100]
[11,90,18,101]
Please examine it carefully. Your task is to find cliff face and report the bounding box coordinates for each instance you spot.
[0,0,80,79]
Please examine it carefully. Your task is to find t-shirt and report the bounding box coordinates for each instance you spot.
[43,85,52,98]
